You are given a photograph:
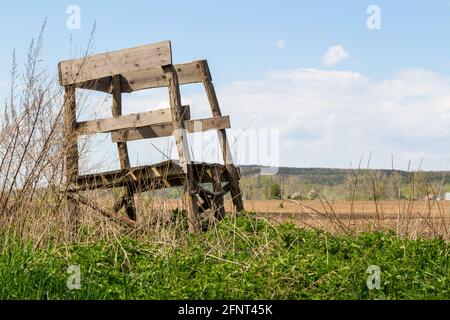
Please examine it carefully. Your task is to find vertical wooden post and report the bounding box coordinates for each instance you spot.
[210,169,226,221]
[163,65,201,233]
[199,61,244,213]
[64,84,80,241]
[111,75,137,221]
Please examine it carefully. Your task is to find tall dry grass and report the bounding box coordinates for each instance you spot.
[0,27,221,250]
[0,25,70,247]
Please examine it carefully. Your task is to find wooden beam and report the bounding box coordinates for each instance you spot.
[74,161,183,191]
[163,64,201,233]
[120,61,204,92]
[58,41,172,86]
[112,76,131,168]
[73,61,205,93]
[73,163,229,192]
[63,85,80,241]
[76,105,190,135]
[199,60,244,213]
[111,116,230,142]
[210,168,226,221]
[111,75,136,221]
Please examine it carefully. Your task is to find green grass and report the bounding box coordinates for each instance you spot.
[0,214,449,299]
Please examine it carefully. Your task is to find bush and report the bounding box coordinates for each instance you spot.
[270,183,281,199]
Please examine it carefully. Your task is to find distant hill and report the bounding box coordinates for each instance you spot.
[238,165,450,200]
[239,165,450,185]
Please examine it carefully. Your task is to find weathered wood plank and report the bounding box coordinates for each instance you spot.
[63,85,80,241]
[121,61,204,92]
[75,162,179,191]
[111,116,230,142]
[111,75,136,221]
[199,60,244,213]
[72,161,228,192]
[58,41,172,86]
[163,64,201,233]
[73,61,205,93]
[210,168,226,221]
[76,106,190,135]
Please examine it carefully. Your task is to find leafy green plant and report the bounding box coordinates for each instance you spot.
[0,216,448,300]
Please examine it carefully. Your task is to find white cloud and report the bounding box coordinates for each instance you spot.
[217,68,450,170]
[322,45,349,66]
[84,67,450,171]
[275,40,286,50]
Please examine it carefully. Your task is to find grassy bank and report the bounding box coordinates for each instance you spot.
[0,214,448,300]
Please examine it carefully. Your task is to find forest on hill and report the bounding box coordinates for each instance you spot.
[238,166,450,201]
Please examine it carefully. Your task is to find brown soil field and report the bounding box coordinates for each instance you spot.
[146,199,449,239]
[230,200,450,218]
[233,200,450,239]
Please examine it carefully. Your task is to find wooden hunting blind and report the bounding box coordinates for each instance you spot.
[58,40,244,237]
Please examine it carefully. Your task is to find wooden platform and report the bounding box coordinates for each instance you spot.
[72,160,237,192]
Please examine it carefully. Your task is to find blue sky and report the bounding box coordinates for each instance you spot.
[1,1,450,81]
[2,1,450,171]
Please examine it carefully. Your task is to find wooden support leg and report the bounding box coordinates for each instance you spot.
[199,61,244,213]
[111,75,137,221]
[64,85,80,241]
[197,189,212,218]
[163,65,201,233]
[210,169,225,221]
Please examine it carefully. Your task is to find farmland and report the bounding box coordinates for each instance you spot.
[153,199,450,239]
